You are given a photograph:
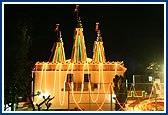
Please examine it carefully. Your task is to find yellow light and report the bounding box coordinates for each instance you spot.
[58,63,64,105]
[87,62,103,111]
[51,63,60,103]
[59,62,71,105]
[34,61,128,111]
[76,63,86,103]
[40,92,48,98]
[115,62,117,75]
[35,63,45,103]
[45,63,47,94]
[70,63,84,111]
[101,62,111,100]
[87,63,100,103]
[96,84,111,111]
[52,64,59,97]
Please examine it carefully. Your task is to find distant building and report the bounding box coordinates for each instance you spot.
[146,62,164,98]
[133,74,152,94]
[125,62,164,111]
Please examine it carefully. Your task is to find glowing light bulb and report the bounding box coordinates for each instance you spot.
[40,92,48,98]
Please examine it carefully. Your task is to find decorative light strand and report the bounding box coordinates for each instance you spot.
[128,91,147,98]
[132,85,141,103]
[149,84,155,99]
[31,72,34,101]
[77,63,86,103]
[59,62,71,105]
[34,62,129,111]
[125,83,157,111]
[118,83,133,111]
[115,97,126,111]
[101,63,111,100]
[87,63,101,103]
[115,62,117,75]
[70,63,84,111]
[51,63,60,103]
[87,62,103,111]
[35,63,45,103]
[58,63,63,105]
[96,83,111,111]
[111,84,126,111]
[45,63,47,94]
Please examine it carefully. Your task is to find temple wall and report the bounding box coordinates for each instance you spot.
[33,70,124,110]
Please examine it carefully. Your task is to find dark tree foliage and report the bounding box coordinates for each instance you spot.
[4,16,34,111]
[113,75,127,111]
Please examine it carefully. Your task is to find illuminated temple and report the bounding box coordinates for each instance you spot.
[32,5,127,111]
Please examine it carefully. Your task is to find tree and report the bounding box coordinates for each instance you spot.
[113,75,127,111]
[4,16,34,111]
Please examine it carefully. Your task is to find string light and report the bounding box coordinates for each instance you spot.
[87,63,101,103]
[101,63,111,100]
[128,91,147,98]
[96,83,111,111]
[34,62,129,110]
[31,72,34,101]
[59,63,71,105]
[87,62,103,111]
[77,63,85,103]
[34,63,45,103]
[124,83,157,111]
[115,62,117,75]
[45,63,47,94]
[149,84,155,99]
[70,63,84,111]
[51,63,60,103]
[58,63,63,105]
[118,83,133,111]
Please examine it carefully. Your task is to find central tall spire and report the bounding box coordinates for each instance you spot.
[71,5,87,63]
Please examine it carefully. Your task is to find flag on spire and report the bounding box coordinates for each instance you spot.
[74,5,79,13]
[74,8,77,13]
[54,24,59,32]
[95,22,99,32]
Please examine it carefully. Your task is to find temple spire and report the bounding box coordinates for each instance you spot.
[74,5,79,22]
[74,5,82,28]
[52,25,66,63]
[55,24,60,39]
[77,16,82,28]
[97,30,102,41]
[92,22,106,63]
[58,31,63,42]
[71,5,87,63]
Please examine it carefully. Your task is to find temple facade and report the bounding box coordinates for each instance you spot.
[32,5,127,111]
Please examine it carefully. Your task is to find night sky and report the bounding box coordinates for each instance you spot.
[5,4,164,80]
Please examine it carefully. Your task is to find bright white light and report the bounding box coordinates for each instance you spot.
[112,94,116,98]
[40,92,48,98]
[148,76,153,82]
[5,104,11,111]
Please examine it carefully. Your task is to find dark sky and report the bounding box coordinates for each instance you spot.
[5,4,164,76]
